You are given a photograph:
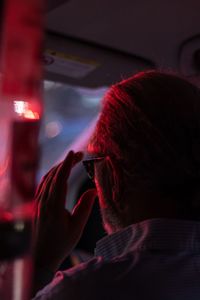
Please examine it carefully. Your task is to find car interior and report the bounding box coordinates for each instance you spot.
[1,0,200,276]
[42,0,200,264]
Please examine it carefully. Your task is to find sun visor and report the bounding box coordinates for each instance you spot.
[44,32,155,88]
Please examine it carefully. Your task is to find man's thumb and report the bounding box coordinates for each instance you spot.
[71,188,97,233]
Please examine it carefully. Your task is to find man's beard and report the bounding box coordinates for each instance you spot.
[99,205,124,234]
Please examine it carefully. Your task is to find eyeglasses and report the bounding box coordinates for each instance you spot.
[82,157,105,181]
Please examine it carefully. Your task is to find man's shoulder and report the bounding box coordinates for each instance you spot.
[33,254,133,300]
[33,256,104,299]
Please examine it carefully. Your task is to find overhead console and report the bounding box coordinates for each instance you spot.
[44,32,155,88]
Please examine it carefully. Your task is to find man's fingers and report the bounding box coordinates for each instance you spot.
[55,151,83,184]
[48,151,74,208]
[35,163,62,220]
[49,151,83,209]
[72,152,84,167]
[71,189,97,235]
[35,150,85,218]
[35,163,61,199]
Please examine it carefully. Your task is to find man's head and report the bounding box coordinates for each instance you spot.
[88,70,200,233]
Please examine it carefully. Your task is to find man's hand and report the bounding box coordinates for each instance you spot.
[33,150,97,273]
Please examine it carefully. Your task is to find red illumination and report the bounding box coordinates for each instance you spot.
[11,120,40,201]
[13,100,41,120]
[1,0,44,98]
[24,110,39,120]
[0,210,13,222]
[0,157,9,177]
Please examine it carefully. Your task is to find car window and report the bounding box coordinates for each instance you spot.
[38,80,107,178]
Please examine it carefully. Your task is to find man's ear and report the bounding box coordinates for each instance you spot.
[105,157,126,213]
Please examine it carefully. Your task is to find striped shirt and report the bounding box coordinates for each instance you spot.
[34,218,200,300]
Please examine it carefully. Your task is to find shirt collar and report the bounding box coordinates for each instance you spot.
[95,218,200,260]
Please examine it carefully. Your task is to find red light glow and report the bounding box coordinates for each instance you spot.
[0,157,9,176]
[0,210,13,222]
[14,100,40,120]
[24,110,39,120]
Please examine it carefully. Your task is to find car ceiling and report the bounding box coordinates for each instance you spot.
[46,0,200,74]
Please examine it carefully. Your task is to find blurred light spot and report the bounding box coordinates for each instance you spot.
[24,110,39,120]
[81,97,100,108]
[14,221,24,232]
[14,101,28,115]
[45,121,62,138]
[14,101,40,119]
[44,80,55,91]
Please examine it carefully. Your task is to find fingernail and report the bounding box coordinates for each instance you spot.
[74,152,83,160]
[67,150,74,157]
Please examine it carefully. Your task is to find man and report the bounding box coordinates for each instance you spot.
[33,71,200,299]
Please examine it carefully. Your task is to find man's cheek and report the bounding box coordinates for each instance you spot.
[95,179,108,209]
